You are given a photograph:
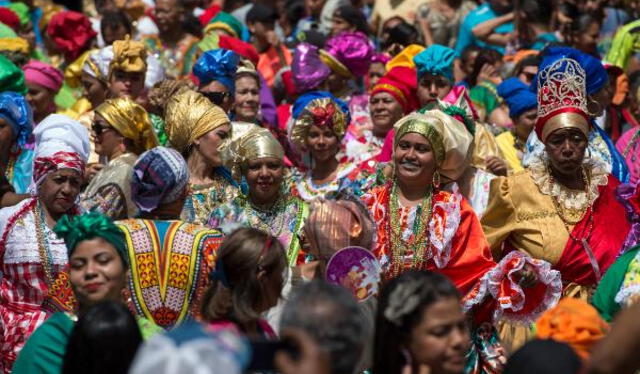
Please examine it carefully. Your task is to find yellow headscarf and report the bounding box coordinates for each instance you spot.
[220,126,284,182]
[0,37,29,54]
[95,97,159,152]
[393,110,473,182]
[64,48,95,88]
[164,90,230,153]
[109,36,147,76]
[386,44,425,70]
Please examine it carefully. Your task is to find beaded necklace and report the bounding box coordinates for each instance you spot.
[242,194,290,238]
[33,201,55,286]
[189,177,227,222]
[386,182,434,278]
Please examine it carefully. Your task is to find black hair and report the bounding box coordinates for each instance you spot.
[334,5,370,35]
[512,54,541,78]
[372,270,460,374]
[100,10,133,40]
[381,21,418,49]
[247,3,277,25]
[504,339,582,374]
[469,48,503,87]
[461,44,482,63]
[62,301,143,374]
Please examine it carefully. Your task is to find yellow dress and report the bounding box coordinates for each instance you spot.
[495,131,524,173]
[471,123,504,171]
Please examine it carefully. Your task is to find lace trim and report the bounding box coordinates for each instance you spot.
[529,153,608,211]
[615,284,640,307]
[429,191,461,269]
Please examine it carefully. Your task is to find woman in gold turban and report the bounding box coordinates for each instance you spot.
[80,97,158,219]
[207,127,309,267]
[164,89,239,224]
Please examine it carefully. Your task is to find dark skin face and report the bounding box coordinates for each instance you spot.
[370,92,404,138]
[417,73,453,108]
[102,24,129,46]
[368,62,385,90]
[574,21,601,56]
[306,124,339,163]
[0,118,15,163]
[26,81,56,122]
[81,72,108,108]
[544,127,588,185]
[38,169,83,219]
[514,108,536,143]
[154,0,184,35]
[330,14,355,36]
[394,133,437,188]
[246,157,285,206]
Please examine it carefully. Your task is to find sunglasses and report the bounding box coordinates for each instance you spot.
[92,122,114,136]
[200,91,231,106]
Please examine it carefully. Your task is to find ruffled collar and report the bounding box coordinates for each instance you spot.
[529,152,608,211]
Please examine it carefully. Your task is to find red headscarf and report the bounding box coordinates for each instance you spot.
[46,11,96,62]
[0,8,20,32]
[371,66,418,114]
[218,35,259,66]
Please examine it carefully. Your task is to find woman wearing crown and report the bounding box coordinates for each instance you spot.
[481,57,632,349]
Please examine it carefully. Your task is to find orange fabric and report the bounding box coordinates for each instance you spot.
[536,298,609,360]
[257,45,292,88]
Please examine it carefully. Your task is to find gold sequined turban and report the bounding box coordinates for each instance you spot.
[95,97,159,152]
[220,126,284,182]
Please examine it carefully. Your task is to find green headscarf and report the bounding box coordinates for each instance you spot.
[0,22,16,38]
[54,211,128,265]
[0,54,26,93]
[207,11,243,39]
[7,3,29,27]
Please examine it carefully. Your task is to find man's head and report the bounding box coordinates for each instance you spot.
[281,281,370,374]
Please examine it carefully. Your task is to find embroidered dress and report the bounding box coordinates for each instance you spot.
[80,153,138,219]
[342,130,386,168]
[0,198,75,373]
[181,170,240,225]
[118,219,223,329]
[290,162,374,201]
[143,34,200,78]
[208,195,309,266]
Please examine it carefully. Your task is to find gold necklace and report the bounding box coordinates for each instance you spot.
[547,164,591,226]
[34,202,55,286]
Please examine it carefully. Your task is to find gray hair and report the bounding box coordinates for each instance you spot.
[280,280,371,374]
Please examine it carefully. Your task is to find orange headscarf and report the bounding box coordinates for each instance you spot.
[536,298,609,360]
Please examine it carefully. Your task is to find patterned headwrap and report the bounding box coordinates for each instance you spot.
[413,44,458,83]
[0,54,26,93]
[289,91,350,150]
[31,114,90,192]
[535,57,590,142]
[165,90,230,153]
[220,126,283,182]
[497,77,537,118]
[53,211,128,264]
[536,298,609,360]
[193,49,239,93]
[393,110,473,181]
[0,7,20,32]
[292,43,331,93]
[46,11,97,61]
[320,31,373,79]
[95,97,159,152]
[6,3,29,27]
[82,46,113,82]
[109,36,147,76]
[0,37,28,54]
[0,91,32,147]
[371,66,418,114]
[131,146,189,213]
[23,60,64,92]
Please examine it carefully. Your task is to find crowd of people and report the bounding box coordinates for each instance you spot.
[1,0,640,373]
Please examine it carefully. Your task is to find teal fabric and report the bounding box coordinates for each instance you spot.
[414,44,458,82]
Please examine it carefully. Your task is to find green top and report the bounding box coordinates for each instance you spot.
[592,246,640,322]
[13,312,161,374]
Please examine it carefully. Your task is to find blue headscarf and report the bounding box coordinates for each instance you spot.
[534,47,608,95]
[0,92,32,147]
[193,49,240,94]
[413,44,458,82]
[292,91,351,124]
[497,78,536,118]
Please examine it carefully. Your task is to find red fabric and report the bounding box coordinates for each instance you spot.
[555,176,631,286]
[33,151,85,186]
[376,129,394,162]
[277,103,292,131]
[281,69,297,97]
[46,11,96,61]
[0,8,20,32]
[198,4,221,26]
[218,35,259,65]
[370,66,418,114]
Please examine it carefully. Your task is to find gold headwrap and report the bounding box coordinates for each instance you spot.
[319,49,353,79]
[109,36,147,76]
[64,48,95,88]
[220,126,284,182]
[540,112,590,143]
[386,44,425,70]
[394,110,473,181]
[95,97,159,152]
[0,38,29,54]
[290,97,349,150]
[164,90,230,153]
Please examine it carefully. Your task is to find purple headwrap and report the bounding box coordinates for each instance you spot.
[323,31,374,78]
[292,43,331,93]
[371,53,391,65]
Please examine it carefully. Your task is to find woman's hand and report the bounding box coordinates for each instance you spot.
[485,156,508,176]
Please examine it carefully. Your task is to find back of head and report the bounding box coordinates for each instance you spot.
[373,270,460,374]
[504,339,582,374]
[281,280,369,374]
[246,3,276,25]
[62,301,142,374]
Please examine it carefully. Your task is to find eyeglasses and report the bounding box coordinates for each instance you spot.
[200,91,231,106]
[91,122,114,136]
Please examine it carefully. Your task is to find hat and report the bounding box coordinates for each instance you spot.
[0,54,26,93]
[292,43,331,93]
[193,48,239,92]
[371,66,418,114]
[0,7,20,32]
[46,11,97,61]
[497,77,537,118]
[414,44,458,82]
[321,31,373,78]
[23,60,64,92]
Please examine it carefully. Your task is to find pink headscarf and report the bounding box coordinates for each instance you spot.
[23,60,64,92]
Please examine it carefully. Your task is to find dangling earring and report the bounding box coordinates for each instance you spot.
[432,170,441,189]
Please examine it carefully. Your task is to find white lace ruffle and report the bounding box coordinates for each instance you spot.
[528,153,608,211]
[614,284,640,307]
[429,191,461,269]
